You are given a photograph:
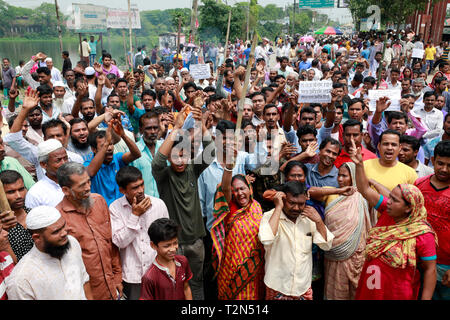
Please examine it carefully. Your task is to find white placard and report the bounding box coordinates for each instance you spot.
[189,64,211,80]
[368,89,401,111]
[412,48,425,59]
[298,80,333,103]
[107,8,141,29]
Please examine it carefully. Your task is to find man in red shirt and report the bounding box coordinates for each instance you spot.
[140,218,193,300]
[0,224,14,300]
[415,140,450,300]
[334,119,377,168]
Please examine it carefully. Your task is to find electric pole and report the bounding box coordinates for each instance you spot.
[54,0,63,52]
[190,0,199,43]
[292,0,296,37]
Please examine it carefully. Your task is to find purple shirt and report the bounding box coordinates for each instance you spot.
[97,64,120,77]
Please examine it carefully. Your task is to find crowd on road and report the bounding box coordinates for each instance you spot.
[0,29,449,301]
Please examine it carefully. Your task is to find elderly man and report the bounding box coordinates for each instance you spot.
[5,206,92,300]
[52,81,67,113]
[44,57,63,83]
[56,162,123,300]
[25,139,68,208]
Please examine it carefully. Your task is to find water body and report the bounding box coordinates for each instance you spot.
[0,38,138,70]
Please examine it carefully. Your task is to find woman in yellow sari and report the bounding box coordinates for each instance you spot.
[211,163,265,300]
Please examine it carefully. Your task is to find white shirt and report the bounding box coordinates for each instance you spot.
[25,175,64,209]
[6,236,89,300]
[387,81,401,90]
[109,195,169,283]
[413,106,444,140]
[415,161,434,178]
[258,209,334,296]
[50,67,63,83]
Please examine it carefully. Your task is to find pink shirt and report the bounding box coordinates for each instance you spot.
[97,64,120,77]
[109,195,169,284]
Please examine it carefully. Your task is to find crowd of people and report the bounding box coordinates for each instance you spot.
[0,28,449,301]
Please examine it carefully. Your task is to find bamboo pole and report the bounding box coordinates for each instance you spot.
[127,0,133,71]
[0,180,11,213]
[175,17,182,71]
[54,0,63,53]
[224,9,232,59]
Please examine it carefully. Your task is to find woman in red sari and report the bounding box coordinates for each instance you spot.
[211,163,265,300]
[348,140,438,300]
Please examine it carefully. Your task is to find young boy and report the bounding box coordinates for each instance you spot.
[140,218,193,300]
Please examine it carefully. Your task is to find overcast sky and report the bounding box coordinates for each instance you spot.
[7,0,352,23]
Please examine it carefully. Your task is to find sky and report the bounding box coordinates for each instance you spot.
[6,0,352,24]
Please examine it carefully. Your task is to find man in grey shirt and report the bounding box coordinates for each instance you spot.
[2,58,16,95]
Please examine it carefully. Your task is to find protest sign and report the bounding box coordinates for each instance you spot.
[368,89,401,111]
[189,64,211,80]
[298,80,333,103]
[412,48,425,59]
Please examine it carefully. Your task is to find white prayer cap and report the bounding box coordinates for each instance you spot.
[26,206,61,230]
[53,81,65,88]
[44,57,53,63]
[165,76,175,82]
[269,67,278,72]
[244,98,253,106]
[180,68,189,73]
[85,66,95,76]
[37,139,63,160]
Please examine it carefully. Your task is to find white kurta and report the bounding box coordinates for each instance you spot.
[6,235,89,300]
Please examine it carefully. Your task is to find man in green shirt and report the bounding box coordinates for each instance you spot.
[0,136,35,190]
[151,100,213,301]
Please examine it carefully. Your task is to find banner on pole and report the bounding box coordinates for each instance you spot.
[107,8,141,29]
[68,3,108,33]
[298,80,333,103]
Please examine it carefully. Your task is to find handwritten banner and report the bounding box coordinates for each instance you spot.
[189,64,211,80]
[298,80,333,103]
[368,89,401,111]
[411,48,425,59]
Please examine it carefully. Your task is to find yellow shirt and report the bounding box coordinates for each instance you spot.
[425,47,436,60]
[363,159,418,191]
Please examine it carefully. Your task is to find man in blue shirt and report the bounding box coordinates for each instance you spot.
[298,52,312,72]
[305,137,341,188]
[243,43,251,64]
[84,122,141,206]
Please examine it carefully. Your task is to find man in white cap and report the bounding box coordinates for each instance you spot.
[52,80,66,113]
[5,206,93,300]
[24,139,68,209]
[44,57,63,83]
[5,90,83,182]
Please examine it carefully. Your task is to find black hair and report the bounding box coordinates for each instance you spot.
[148,218,179,246]
[282,180,308,197]
[348,98,365,109]
[141,89,156,101]
[203,86,216,93]
[115,77,128,86]
[42,119,68,137]
[139,111,159,128]
[296,124,317,140]
[387,111,408,124]
[352,73,364,83]
[263,103,278,115]
[423,91,436,100]
[102,53,112,60]
[300,106,316,118]
[37,84,53,96]
[434,140,450,159]
[116,166,143,189]
[250,91,266,101]
[183,82,197,92]
[379,129,401,143]
[332,82,345,89]
[400,135,420,151]
[283,160,308,177]
[62,51,69,57]
[69,118,88,132]
[363,76,376,85]
[0,170,24,186]
[242,119,255,129]
[319,136,342,153]
[343,119,363,132]
[216,119,236,135]
[88,130,107,150]
[36,67,51,76]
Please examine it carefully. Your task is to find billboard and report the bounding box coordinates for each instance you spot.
[298,0,335,8]
[107,8,141,29]
[68,3,108,33]
[337,0,349,8]
[444,4,450,34]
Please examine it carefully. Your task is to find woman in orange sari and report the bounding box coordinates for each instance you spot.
[211,163,265,300]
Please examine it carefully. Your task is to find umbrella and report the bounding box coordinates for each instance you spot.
[186,43,197,48]
[300,35,315,42]
[315,26,343,35]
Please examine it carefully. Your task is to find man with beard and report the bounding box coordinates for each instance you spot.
[109,166,169,300]
[415,141,450,300]
[67,118,92,161]
[56,162,123,300]
[5,89,83,181]
[36,84,60,124]
[0,170,35,262]
[130,112,162,198]
[25,139,68,208]
[44,57,62,83]
[5,206,92,300]
[85,121,141,206]
[52,81,66,113]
